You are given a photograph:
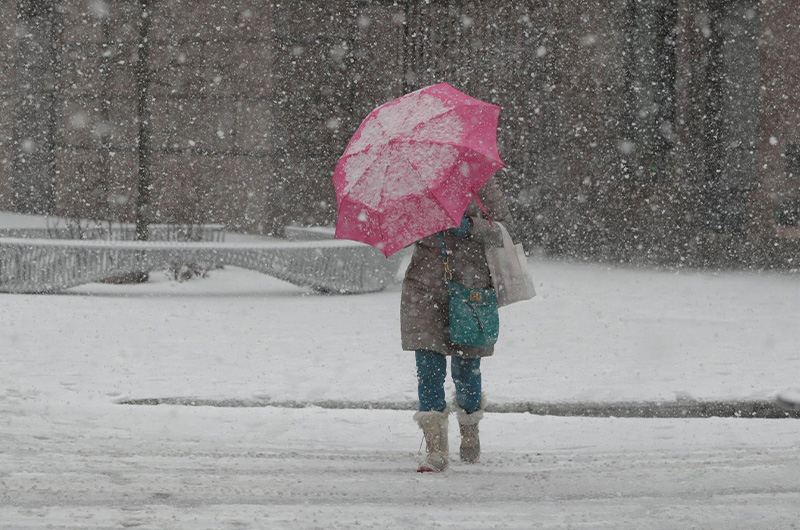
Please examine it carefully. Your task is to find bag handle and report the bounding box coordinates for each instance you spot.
[495,221,515,248]
[437,232,453,281]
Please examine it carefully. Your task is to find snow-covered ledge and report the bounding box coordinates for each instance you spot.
[0,237,397,294]
[0,223,226,242]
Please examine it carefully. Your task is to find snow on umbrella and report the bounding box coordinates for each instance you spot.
[333,82,505,257]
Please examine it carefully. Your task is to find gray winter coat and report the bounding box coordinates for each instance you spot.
[400,176,514,358]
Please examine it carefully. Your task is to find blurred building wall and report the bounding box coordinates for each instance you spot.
[0,0,18,212]
[0,0,796,267]
[0,0,276,232]
[758,0,800,258]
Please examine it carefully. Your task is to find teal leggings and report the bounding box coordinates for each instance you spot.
[416,349,482,413]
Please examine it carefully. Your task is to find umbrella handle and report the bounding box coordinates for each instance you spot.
[471,190,493,225]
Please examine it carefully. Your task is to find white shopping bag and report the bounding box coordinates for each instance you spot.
[486,222,536,307]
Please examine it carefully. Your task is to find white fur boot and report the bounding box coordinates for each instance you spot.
[414,408,449,472]
[452,394,486,463]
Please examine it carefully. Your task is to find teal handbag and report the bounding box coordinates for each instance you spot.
[438,233,500,348]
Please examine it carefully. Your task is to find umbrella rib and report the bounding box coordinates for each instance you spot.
[340,148,386,197]
[376,155,426,213]
[341,102,498,159]
[373,142,499,209]
[426,188,461,226]
[341,139,503,170]
[396,138,503,161]
[401,103,493,141]
[388,157,461,227]
[355,142,502,220]
[392,143,504,182]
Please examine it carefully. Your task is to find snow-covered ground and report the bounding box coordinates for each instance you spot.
[4,261,797,407]
[2,212,799,528]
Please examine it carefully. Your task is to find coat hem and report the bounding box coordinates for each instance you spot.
[401,344,495,359]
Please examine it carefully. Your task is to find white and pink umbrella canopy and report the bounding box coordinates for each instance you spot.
[333,83,505,257]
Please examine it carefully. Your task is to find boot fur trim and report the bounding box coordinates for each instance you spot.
[413,407,450,427]
[452,393,487,425]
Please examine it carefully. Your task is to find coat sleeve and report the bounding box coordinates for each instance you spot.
[467,176,515,248]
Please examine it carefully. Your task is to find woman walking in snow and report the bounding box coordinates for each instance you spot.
[401,175,514,472]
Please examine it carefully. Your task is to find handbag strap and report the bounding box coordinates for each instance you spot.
[437,232,453,281]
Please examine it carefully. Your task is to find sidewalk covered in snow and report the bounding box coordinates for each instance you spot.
[2,254,798,528]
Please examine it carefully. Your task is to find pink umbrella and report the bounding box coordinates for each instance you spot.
[333,82,505,257]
